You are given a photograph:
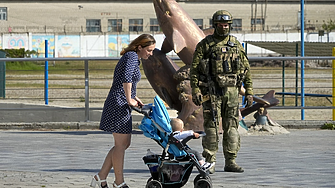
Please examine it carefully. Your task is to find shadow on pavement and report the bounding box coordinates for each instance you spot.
[6,130,144,135]
[42,168,149,174]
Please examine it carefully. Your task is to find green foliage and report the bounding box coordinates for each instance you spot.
[322,19,335,33]
[321,122,335,130]
[1,48,41,70]
[6,61,43,71]
[79,96,85,102]
[1,48,37,58]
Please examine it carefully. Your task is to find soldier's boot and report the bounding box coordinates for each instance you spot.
[224,160,244,173]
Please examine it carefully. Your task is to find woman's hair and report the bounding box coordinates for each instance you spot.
[120,34,156,55]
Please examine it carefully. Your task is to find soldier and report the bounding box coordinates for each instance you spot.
[190,10,254,173]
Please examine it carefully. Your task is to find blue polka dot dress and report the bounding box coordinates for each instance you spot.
[100,51,141,134]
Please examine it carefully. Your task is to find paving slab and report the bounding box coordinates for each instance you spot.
[0,129,334,188]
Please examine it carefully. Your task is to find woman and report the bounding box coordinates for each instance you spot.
[90,34,156,188]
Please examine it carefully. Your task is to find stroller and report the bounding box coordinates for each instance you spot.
[133,96,212,188]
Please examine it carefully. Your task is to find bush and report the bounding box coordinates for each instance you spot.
[321,122,335,130]
[6,61,43,70]
[1,48,41,70]
[1,48,37,58]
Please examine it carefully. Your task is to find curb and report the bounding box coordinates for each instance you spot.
[0,121,100,130]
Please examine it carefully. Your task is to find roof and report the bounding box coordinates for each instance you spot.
[245,41,335,56]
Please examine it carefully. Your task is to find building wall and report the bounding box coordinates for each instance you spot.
[1,32,334,57]
[0,1,334,34]
[0,1,334,57]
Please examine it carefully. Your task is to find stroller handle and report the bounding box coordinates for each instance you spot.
[195,131,206,137]
[130,105,152,117]
[179,131,206,146]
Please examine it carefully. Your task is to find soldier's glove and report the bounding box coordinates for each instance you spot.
[245,95,253,108]
[192,92,203,106]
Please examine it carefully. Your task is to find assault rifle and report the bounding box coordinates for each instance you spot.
[206,54,220,142]
[237,68,249,87]
[206,68,217,125]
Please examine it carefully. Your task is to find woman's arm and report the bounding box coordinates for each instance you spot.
[123,83,138,107]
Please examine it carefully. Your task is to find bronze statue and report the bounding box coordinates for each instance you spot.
[152,0,205,66]
[142,0,279,130]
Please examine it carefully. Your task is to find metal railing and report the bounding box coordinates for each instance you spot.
[0,56,335,122]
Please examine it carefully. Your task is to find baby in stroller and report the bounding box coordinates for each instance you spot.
[170,118,214,171]
[136,96,212,188]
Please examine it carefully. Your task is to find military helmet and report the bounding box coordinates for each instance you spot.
[212,10,233,28]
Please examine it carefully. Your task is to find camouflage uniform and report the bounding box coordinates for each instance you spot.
[190,10,253,173]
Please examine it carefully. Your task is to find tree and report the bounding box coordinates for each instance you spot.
[322,19,335,42]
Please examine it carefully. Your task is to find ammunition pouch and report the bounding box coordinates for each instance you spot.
[213,58,224,75]
[216,74,237,88]
[199,59,209,74]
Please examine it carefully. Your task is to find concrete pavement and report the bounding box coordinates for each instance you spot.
[1,102,333,130]
[0,129,334,188]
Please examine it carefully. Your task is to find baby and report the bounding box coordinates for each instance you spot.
[170,118,214,171]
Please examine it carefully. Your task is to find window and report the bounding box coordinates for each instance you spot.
[86,19,101,32]
[232,19,242,31]
[193,19,203,29]
[129,19,143,32]
[150,18,160,32]
[0,7,7,21]
[251,18,264,25]
[108,19,122,32]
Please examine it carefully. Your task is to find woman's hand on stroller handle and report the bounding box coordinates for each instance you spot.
[130,104,152,117]
[130,105,142,113]
[135,96,144,107]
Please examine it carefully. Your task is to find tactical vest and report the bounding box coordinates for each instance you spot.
[199,35,245,88]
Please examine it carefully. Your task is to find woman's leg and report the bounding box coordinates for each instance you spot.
[97,147,114,185]
[97,133,131,186]
[96,136,115,187]
[111,133,131,185]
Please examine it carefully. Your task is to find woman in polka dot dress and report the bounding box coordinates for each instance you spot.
[91,34,156,188]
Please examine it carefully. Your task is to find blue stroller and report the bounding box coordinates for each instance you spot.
[134,96,212,188]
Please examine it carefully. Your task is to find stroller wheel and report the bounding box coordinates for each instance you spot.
[146,177,153,183]
[146,179,163,188]
[194,174,212,188]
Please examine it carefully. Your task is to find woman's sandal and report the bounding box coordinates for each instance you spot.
[90,174,109,188]
[113,181,129,188]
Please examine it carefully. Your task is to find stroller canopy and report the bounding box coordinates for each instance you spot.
[139,96,187,158]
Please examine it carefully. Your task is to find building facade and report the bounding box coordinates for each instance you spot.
[0,0,334,34]
[0,1,334,57]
